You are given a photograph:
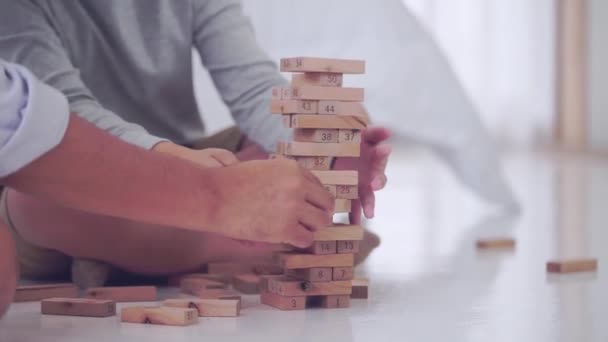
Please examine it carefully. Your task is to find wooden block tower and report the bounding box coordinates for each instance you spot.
[262,57,367,310]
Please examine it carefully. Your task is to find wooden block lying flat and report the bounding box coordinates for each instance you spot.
[318,295,351,309]
[14,284,79,302]
[196,289,242,301]
[163,298,240,317]
[271,87,282,100]
[169,273,232,287]
[338,130,362,143]
[295,156,333,170]
[333,267,355,281]
[285,268,333,282]
[278,253,354,269]
[351,279,369,299]
[86,286,157,302]
[304,241,337,255]
[291,72,343,87]
[260,291,306,311]
[336,185,358,199]
[266,277,352,297]
[280,57,365,74]
[318,101,367,116]
[547,258,598,273]
[181,278,226,296]
[121,306,198,326]
[286,114,366,130]
[290,86,364,102]
[270,99,318,114]
[337,240,360,254]
[324,185,337,197]
[476,238,516,249]
[293,128,339,143]
[311,170,358,186]
[41,298,116,317]
[278,141,360,157]
[207,262,256,275]
[313,225,364,241]
[334,199,352,213]
[232,273,261,294]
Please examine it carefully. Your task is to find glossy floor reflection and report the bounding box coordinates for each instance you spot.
[1,144,606,342]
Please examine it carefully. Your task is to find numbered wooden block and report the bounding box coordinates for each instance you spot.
[291,73,343,87]
[337,240,360,254]
[546,258,598,273]
[41,298,116,317]
[196,289,242,301]
[324,184,337,197]
[290,86,364,102]
[476,238,516,249]
[14,284,79,302]
[334,199,352,213]
[336,185,358,199]
[294,156,333,170]
[318,101,367,117]
[305,241,337,255]
[181,278,226,296]
[232,273,261,294]
[278,141,360,157]
[280,57,365,74]
[351,279,369,299]
[260,291,306,311]
[270,99,318,114]
[287,114,367,130]
[338,130,362,143]
[333,267,355,281]
[277,253,354,269]
[86,286,157,302]
[293,128,339,143]
[313,225,364,241]
[271,87,283,100]
[311,170,358,186]
[120,306,198,326]
[319,295,351,309]
[163,298,240,317]
[266,276,352,296]
[285,268,333,282]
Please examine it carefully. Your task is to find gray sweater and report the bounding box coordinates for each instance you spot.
[0,0,289,151]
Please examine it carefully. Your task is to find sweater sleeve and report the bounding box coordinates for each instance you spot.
[0,1,166,150]
[192,0,292,152]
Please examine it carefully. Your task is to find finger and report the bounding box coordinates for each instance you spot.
[288,224,314,248]
[298,203,332,232]
[360,186,375,219]
[211,150,240,166]
[304,183,335,212]
[363,126,392,145]
[349,199,362,224]
[371,174,388,191]
[300,167,324,187]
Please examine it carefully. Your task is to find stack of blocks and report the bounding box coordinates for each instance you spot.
[263,57,367,310]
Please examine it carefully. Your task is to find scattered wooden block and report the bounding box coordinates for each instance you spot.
[285,268,333,282]
[318,101,367,116]
[294,156,333,170]
[289,86,364,102]
[324,185,337,197]
[86,286,157,302]
[270,99,318,114]
[120,306,198,326]
[14,284,79,302]
[546,258,598,273]
[41,298,116,317]
[318,295,351,309]
[336,185,358,199]
[334,199,352,213]
[351,279,369,299]
[207,262,256,275]
[163,298,240,317]
[260,291,306,311]
[278,141,360,157]
[311,170,358,186]
[338,130,362,143]
[333,267,355,281]
[293,128,339,143]
[313,225,364,241]
[337,240,360,254]
[280,57,365,74]
[291,72,343,87]
[305,241,337,255]
[476,238,516,249]
[277,253,354,269]
[266,276,352,296]
[285,114,366,130]
[181,278,226,296]
[232,273,261,294]
[168,273,232,287]
[196,289,242,301]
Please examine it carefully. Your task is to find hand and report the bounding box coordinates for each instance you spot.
[153,142,238,168]
[334,126,392,224]
[207,159,334,248]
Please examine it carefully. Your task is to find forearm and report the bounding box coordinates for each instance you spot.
[2,115,221,232]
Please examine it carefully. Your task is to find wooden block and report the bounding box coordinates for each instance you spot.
[338,130,362,143]
[337,240,360,254]
[120,306,198,326]
[318,101,367,116]
[311,170,358,186]
[546,258,598,273]
[285,268,333,282]
[266,276,352,297]
[295,156,333,170]
[319,295,351,309]
[181,278,226,296]
[290,86,364,102]
[280,141,360,157]
[293,128,339,143]
[305,241,337,255]
[280,57,365,74]
[207,262,256,275]
[336,185,358,199]
[14,284,79,302]
[334,199,352,213]
[163,298,240,317]
[232,273,261,294]
[476,238,516,249]
[278,253,354,269]
[324,184,337,197]
[260,291,306,311]
[168,273,232,287]
[351,279,369,299]
[291,72,343,87]
[271,87,283,100]
[41,298,116,317]
[314,224,364,241]
[252,264,284,275]
[333,267,355,281]
[287,114,366,130]
[195,289,242,301]
[86,286,156,302]
[270,99,318,114]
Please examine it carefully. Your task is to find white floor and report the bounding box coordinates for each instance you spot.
[1,144,607,342]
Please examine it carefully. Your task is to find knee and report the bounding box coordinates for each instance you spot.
[0,221,18,318]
